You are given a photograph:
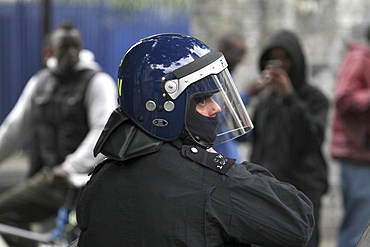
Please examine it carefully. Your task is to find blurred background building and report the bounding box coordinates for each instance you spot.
[1,0,370,246]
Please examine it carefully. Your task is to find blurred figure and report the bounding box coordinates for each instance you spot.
[216,33,264,160]
[249,30,329,247]
[0,21,117,246]
[217,32,246,73]
[331,25,370,247]
[217,33,265,105]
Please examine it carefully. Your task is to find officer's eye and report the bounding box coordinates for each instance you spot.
[194,95,210,105]
[197,98,206,105]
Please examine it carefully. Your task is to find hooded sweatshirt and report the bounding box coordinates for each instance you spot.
[250,30,329,196]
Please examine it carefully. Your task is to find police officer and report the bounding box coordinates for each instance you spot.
[75,33,314,247]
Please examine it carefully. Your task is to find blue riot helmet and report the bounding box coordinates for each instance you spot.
[118,33,253,147]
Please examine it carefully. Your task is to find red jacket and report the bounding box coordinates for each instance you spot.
[331,42,370,163]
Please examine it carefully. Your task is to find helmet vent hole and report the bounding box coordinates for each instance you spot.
[157,105,164,112]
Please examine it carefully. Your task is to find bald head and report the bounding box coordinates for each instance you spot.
[50,22,82,74]
[217,33,247,73]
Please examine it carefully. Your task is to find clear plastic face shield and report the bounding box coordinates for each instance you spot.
[164,51,253,147]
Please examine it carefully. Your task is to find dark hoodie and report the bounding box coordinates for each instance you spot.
[250,30,329,199]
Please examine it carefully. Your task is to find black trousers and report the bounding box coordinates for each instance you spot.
[0,167,66,247]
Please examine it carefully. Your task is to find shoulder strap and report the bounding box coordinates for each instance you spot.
[181,145,235,174]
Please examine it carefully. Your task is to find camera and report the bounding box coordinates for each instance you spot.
[265,59,281,68]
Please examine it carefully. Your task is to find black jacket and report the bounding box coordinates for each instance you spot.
[250,30,329,199]
[76,109,314,247]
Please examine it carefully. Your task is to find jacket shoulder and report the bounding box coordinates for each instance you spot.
[181,145,236,174]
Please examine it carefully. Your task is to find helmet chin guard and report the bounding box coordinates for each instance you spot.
[117,33,253,144]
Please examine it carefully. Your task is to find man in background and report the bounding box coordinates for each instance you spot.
[249,30,329,247]
[331,24,370,247]
[0,21,117,246]
[216,33,264,160]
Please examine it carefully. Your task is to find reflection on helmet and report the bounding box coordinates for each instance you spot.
[117,33,253,145]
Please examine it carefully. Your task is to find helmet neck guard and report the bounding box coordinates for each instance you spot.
[94,108,163,161]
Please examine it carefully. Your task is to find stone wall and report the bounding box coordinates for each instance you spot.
[190,0,370,246]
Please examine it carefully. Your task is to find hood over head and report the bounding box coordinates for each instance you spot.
[259,30,307,90]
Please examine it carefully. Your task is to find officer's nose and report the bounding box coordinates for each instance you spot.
[207,98,221,117]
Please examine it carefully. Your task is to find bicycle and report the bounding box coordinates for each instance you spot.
[0,173,88,247]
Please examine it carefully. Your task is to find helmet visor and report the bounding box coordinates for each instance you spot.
[185,68,253,146]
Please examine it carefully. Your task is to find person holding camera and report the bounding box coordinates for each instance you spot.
[249,30,329,247]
